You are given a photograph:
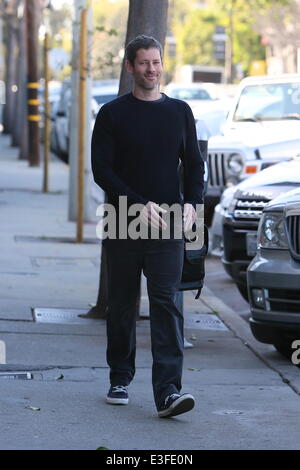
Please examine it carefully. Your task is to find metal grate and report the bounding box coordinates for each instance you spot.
[184,313,228,331]
[32,308,104,324]
[267,288,300,314]
[208,152,226,188]
[233,199,269,220]
[15,235,99,245]
[286,215,300,259]
[31,257,99,268]
[0,372,33,380]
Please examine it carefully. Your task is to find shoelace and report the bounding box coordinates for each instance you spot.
[164,393,180,406]
[112,385,127,393]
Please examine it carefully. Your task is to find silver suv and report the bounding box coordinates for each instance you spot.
[247,187,300,357]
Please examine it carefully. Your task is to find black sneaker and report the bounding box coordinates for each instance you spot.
[106,385,129,405]
[158,393,195,418]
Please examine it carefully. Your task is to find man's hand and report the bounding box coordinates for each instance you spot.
[140,201,167,230]
[183,203,196,233]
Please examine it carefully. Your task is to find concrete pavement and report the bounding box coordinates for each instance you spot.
[0,133,300,450]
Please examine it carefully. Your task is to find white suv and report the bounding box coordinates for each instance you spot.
[206,75,300,213]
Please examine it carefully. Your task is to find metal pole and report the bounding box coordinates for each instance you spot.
[19,2,29,160]
[25,0,40,166]
[76,7,87,243]
[69,0,93,224]
[43,32,50,192]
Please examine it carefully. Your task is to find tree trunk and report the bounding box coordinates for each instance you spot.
[25,0,40,166]
[3,13,18,134]
[18,9,29,160]
[0,16,4,81]
[119,0,169,96]
[83,0,169,319]
[12,11,27,147]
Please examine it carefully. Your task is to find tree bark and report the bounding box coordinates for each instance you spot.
[18,7,29,160]
[25,0,40,166]
[12,8,27,148]
[2,10,18,134]
[83,0,169,320]
[119,0,169,96]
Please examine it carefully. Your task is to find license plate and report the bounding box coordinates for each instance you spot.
[246,232,257,257]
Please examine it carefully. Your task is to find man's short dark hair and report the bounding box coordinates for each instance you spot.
[125,35,163,65]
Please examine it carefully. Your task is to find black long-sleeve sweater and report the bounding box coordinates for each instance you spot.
[91,92,204,210]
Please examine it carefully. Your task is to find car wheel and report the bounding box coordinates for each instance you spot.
[236,283,249,302]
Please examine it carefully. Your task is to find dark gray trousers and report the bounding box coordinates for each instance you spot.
[104,237,184,410]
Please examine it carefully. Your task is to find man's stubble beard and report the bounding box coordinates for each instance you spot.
[136,76,161,91]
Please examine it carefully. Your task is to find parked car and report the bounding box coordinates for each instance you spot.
[51,81,118,162]
[205,74,300,219]
[50,80,71,161]
[39,80,62,129]
[194,97,233,139]
[164,82,216,107]
[247,187,300,358]
[210,160,299,259]
[210,158,300,299]
[92,82,119,110]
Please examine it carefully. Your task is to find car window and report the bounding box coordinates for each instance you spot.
[93,94,117,105]
[233,83,300,121]
[168,88,212,100]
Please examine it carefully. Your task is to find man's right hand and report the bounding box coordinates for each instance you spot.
[140,201,167,230]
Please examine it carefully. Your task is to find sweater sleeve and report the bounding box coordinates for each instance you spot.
[180,103,205,208]
[91,104,149,205]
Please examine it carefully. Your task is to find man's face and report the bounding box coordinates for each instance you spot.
[126,48,163,90]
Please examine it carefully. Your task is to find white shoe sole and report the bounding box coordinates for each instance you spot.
[158,394,195,418]
[184,338,194,349]
[106,396,129,405]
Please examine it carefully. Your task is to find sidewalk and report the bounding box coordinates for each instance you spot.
[0,133,300,450]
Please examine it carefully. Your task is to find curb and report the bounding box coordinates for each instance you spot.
[200,285,300,396]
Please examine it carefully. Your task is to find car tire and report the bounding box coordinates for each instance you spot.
[236,283,249,302]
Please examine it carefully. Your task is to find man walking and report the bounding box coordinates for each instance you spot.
[91,35,204,418]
